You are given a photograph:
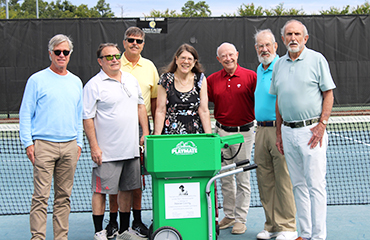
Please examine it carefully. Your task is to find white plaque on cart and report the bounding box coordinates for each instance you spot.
[164,182,201,219]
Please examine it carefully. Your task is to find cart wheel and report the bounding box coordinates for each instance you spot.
[152,226,182,240]
[148,223,153,240]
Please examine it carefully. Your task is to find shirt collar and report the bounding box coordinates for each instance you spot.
[221,64,240,78]
[98,69,123,82]
[285,46,307,62]
[121,53,143,67]
[259,55,279,72]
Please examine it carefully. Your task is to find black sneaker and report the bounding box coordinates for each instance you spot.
[105,221,119,239]
[130,221,149,238]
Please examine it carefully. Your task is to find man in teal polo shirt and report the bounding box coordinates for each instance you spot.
[254,29,297,240]
[270,20,336,240]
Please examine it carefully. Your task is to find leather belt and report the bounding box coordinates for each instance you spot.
[257,121,276,127]
[283,118,319,128]
[216,121,254,132]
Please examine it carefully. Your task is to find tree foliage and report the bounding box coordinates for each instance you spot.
[2,0,370,19]
[320,1,370,15]
[181,0,211,17]
[320,5,351,15]
[147,0,211,17]
[237,3,263,16]
[0,0,113,19]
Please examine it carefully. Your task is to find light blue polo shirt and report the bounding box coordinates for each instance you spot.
[255,55,279,122]
[270,47,336,122]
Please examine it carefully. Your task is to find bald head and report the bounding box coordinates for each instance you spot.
[216,42,239,75]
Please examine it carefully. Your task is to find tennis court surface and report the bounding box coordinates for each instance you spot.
[1,115,369,239]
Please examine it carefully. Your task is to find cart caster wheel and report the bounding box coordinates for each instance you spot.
[148,223,153,240]
[152,226,182,240]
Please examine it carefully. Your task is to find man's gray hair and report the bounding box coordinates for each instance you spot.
[280,19,308,37]
[254,29,276,45]
[216,42,237,57]
[124,26,145,41]
[48,34,73,53]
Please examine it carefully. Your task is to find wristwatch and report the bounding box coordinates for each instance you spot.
[320,119,328,125]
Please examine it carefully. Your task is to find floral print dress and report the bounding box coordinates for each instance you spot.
[159,72,204,134]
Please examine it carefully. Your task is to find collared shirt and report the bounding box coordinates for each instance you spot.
[121,54,159,115]
[83,69,144,164]
[270,47,336,122]
[208,64,257,126]
[255,55,279,122]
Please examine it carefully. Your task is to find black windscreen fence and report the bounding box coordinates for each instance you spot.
[1,15,370,115]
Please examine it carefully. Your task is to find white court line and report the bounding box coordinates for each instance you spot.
[328,131,370,147]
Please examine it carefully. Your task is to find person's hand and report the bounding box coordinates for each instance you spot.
[77,146,82,160]
[276,133,284,155]
[140,135,145,146]
[308,123,326,149]
[90,145,103,165]
[26,145,35,165]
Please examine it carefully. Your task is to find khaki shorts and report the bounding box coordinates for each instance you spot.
[91,157,141,194]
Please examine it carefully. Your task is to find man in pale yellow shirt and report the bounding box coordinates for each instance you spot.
[121,27,159,122]
[104,26,159,239]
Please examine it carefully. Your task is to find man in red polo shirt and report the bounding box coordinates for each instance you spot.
[207,42,257,235]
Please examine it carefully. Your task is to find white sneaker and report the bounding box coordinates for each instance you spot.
[94,230,108,240]
[257,230,278,239]
[276,231,298,240]
[116,230,145,240]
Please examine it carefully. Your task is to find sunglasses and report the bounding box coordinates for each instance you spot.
[126,38,144,44]
[53,50,70,56]
[99,54,122,61]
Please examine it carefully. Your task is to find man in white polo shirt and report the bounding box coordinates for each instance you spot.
[83,43,149,240]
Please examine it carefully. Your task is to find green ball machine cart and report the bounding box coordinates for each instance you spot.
[145,133,257,240]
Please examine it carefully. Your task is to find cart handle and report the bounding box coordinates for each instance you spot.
[236,159,250,167]
[220,159,250,172]
[243,163,258,172]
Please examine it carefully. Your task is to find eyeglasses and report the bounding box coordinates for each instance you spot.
[99,54,122,61]
[126,38,144,44]
[256,43,274,50]
[53,50,70,56]
[178,56,195,62]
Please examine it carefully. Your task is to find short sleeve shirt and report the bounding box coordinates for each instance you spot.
[83,69,144,163]
[207,65,257,126]
[121,54,159,115]
[254,56,279,122]
[270,47,336,121]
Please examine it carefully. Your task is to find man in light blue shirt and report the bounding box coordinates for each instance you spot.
[270,20,336,240]
[19,34,83,240]
[254,29,297,240]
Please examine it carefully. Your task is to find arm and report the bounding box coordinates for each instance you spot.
[153,85,167,135]
[83,118,103,165]
[138,104,149,145]
[76,85,83,160]
[308,89,334,148]
[275,97,284,155]
[19,78,37,164]
[150,97,157,122]
[198,77,212,133]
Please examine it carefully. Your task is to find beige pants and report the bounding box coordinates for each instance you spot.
[255,126,296,232]
[216,126,254,224]
[30,140,78,240]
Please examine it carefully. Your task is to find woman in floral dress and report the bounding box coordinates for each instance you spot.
[154,44,212,135]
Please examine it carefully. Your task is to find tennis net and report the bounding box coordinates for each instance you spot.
[1,116,369,215]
